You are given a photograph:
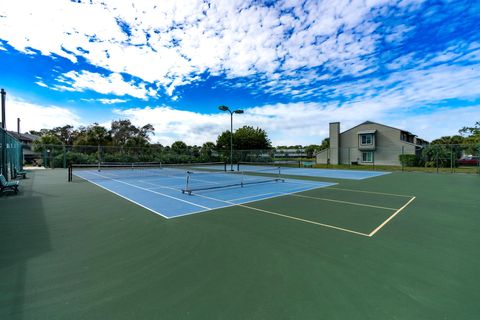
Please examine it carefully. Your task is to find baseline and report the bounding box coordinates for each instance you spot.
[188,189,370,237]
[368,196,416,237]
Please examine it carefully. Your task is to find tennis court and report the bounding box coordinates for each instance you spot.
[1,167,479,319]
[69,162,337,218]
[236,162,391,180]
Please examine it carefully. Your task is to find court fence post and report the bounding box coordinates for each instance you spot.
[450,145,453,174]
[348,148,351,168]
[477,145,480,174]
[372,151,375,171]
[401,146,404,172]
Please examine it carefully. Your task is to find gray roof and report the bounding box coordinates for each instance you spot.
[342,121,416,137]
[7,131,40,142]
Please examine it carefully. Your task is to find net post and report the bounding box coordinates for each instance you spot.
[183,171,191,195]
[68,164,72,182]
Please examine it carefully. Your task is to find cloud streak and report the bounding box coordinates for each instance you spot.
[0,0,479,146]
[114,101,480,146]
[0,0,439,96]
[5,96,81,132]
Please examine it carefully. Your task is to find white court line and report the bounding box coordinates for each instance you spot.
[289,194,397,211]
[325,187,414,198]
[80,172,336,219]
[226,192,277,202]
[172,182,337,219]
[73,174,170,219]
[137,180,184,191]
[368,196,416,237]
[79,172,211,210]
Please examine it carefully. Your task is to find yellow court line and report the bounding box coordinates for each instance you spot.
[236,203,371,237]
[368,196,416,237]
[289,194,398,211]
[325,187,414,198]
[191,190,370,237]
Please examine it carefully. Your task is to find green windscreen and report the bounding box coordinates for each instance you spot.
[0,127,23,180]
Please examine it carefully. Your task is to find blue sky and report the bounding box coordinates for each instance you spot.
[0,0,479,146]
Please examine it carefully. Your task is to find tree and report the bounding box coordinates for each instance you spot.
[216,126,271,150]
[74,124,110,146]
[33,134,63,152]
[304,144,320,158]
[28,125,78,145]
[171,141,188,153]
[50,125,77,145]
[110,120,155,147]
[459,121,480,144]
[199,142,216,161]
[216,131,232,151]
[431,135,465,145]
[320,138,330,150]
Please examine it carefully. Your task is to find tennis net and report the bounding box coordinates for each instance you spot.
[68,162,226,182]
[237,161,300,171]
[182,166,284,195]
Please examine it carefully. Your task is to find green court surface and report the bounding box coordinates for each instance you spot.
[1,169,479,319]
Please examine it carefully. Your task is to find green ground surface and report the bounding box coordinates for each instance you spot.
[1,169,479,319]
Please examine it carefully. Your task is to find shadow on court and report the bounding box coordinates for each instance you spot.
[0,194,51,320]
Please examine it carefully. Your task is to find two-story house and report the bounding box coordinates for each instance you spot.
[317,121,428,166]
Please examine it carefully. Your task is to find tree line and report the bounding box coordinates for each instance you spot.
[401,121,480,167]
[30,120,278,165]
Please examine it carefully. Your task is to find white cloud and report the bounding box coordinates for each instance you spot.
[4,96,81,132]
[4,92,478,146]
[113,101,480,147]
[98,98,128,104]
[35,80,48,88]
[53,71,150,99]
[0,0,424,95]
[81,98,129,104]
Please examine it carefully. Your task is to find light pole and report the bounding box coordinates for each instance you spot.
[218,105,244,171]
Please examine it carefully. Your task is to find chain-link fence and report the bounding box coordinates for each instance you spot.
[316,144,480,173]
[0,128,24,180]
[28,144,225,168]
[24,143,480,174]
[26,145,315,168]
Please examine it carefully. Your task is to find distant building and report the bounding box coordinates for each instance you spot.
[275,148,307,158]
[316,121,428,166]
[7,131,41,164]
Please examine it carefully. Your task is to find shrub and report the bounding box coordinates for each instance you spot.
[399,154,422,167]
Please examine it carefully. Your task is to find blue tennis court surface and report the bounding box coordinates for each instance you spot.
[73,168,336,218]
[208,164,390,180]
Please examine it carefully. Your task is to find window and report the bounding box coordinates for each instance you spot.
[362,151,373,163]
[360,134,373,145]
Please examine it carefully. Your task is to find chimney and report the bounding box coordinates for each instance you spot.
[17,118,21,134]
[329,122,340,165]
